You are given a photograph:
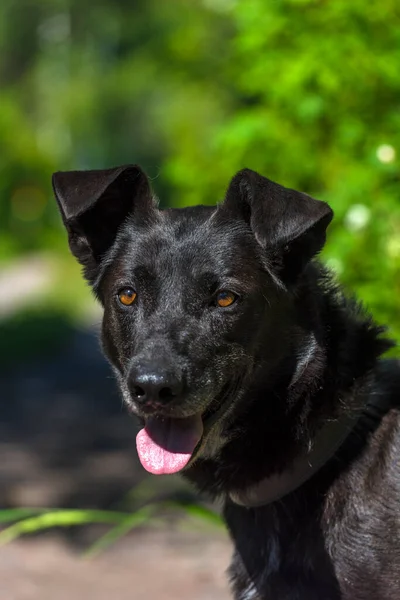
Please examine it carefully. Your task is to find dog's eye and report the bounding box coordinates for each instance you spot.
[216,290,237,308]
[118,288,137,306]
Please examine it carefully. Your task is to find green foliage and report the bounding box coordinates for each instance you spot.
[1,0,400,340]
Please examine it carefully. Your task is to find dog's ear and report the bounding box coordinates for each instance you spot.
[223,168,333,285]
[52,164,154,282]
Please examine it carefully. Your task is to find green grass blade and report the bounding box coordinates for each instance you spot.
[176,503,224,528]
[84,506,155,559]
[0,509,129,546]
[0,508,46,523]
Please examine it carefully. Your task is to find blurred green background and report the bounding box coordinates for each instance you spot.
[1,0,400,339]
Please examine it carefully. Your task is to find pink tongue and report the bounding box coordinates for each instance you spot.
[136,414,203,475]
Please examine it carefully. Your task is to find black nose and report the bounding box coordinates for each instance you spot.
[128,365,183,408]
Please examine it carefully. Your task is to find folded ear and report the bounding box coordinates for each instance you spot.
[223,169,333,285]
[52,164,154,282]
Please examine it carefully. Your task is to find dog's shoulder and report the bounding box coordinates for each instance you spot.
[322,360,400,595]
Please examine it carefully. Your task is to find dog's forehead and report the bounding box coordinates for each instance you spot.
[116,205,258,277]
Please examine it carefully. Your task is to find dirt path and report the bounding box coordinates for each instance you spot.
[0,528,232,600]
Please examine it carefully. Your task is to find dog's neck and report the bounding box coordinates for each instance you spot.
[229,405,360,507]
[229,329,359,508]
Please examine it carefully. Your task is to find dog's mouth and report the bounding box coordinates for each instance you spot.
[135,383,234,475]
[136,413,204,475]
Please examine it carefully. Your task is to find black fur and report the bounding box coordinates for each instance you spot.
[53,165,400,599]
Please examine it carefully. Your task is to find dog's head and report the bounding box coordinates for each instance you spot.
[53,165,333,475]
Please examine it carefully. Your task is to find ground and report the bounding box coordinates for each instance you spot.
[0,529,231,600]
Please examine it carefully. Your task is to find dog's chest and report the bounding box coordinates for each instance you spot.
[224,502,342,600]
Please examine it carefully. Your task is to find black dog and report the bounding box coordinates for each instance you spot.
[53,165,400,599]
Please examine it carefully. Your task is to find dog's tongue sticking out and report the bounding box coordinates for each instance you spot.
[136,414,203,475]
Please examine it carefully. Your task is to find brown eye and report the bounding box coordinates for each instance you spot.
[216,290,237,308]
[118,288,137,306]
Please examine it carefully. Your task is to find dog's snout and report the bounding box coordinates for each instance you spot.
[128,364,183,409]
